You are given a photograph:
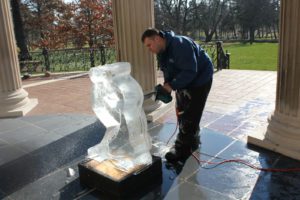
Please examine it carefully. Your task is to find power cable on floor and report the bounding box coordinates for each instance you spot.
[166,121,300,172]
[191,150,300,172]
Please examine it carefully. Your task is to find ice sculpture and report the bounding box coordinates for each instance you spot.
[88,62,152,172]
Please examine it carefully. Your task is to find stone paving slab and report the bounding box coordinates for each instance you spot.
[0,115,100,166]
[157,69,277,142]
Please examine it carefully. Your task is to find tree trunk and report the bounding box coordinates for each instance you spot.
[205,30,215,42]
[257,28,261,38]
[233,27,237,39]
[214,29,219,40]
[10,0,31,63]
[249,27,255,44]
[272,24,277,40]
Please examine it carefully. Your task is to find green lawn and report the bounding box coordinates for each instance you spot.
[223,43,279,71]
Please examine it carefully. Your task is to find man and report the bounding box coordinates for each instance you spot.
[141,28,213,163]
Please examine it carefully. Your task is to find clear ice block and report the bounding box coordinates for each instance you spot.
[88,62,152,172]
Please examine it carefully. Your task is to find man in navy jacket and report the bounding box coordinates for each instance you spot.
[142,28,213,163]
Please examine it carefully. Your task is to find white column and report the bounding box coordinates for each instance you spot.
[248,0,300,160]
[0,0,37,118]
[112,0,172,121]
[112,0,156,92]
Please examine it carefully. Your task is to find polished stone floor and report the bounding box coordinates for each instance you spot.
[1,70,300,199]
[1,116,300,200]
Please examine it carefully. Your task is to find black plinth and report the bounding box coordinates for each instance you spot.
[78,155,162,198]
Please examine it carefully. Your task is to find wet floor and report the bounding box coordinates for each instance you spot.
[2,70,299,199]
[1,115,300,200]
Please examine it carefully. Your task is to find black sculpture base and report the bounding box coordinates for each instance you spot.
[78,155,162,198]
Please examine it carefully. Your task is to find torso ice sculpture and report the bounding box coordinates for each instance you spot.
[88,62,152,172]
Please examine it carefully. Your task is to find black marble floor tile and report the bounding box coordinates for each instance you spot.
[33,115,81,132]
[148,122,177,144]
[249,155,300,200]
[149,127,238,198]
[7,156,86,200]
[206,115,242,135]
[159,161,185,197]
[229,121,253,139]
[0,125,48,145]
[164,182,237,200]
[187,140,281,200]
[0,139,8,148]
[15,132,63,153]
[201,111,224,127]
[18,114,66,124]
[167,155,206,180]
[0,153,51,199]
[273,154,300,167]
[200,127,236,156]
[0,119,31,133]
[0,189,6,199]
[50,115,98,131]
[249,173,300,200]
[0,120,104,196]
[0,144,26,166]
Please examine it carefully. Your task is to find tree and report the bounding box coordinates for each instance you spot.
[200,0,231,42]
[264,0,279,39]
[11,0,31,62]
[72,0,113,48]
[218,0,238,39]
[154,0,193,35]
[235,0,270,43]
[155,0,232,40]
[72,0,113,67]
[21,0,66,50]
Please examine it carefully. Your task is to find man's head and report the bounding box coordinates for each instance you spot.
[141,28,166,54]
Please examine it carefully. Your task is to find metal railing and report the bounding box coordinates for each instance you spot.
[24,47,116,73]
[20,41,229,73]
[201,41,230,71]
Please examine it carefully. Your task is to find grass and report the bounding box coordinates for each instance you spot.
[223,43,279,71]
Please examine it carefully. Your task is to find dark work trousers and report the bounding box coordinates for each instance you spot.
[175,78,212,148]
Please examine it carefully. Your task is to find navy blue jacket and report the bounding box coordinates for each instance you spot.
[158,31,213,90]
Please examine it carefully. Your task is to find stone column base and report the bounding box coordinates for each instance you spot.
[248,113,300,161]
[0,89,38,118]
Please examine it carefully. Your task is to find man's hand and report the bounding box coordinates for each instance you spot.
[163,83,172,93]
[154,84,173,103]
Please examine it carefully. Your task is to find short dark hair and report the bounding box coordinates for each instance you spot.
[141,28,160,43]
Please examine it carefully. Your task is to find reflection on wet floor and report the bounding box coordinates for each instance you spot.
[2,70,300,199]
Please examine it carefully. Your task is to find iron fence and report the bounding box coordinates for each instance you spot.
[21,42,229,73]
[201,41,230,71]
[26,47,116,73]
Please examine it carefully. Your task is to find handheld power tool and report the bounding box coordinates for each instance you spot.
[144,84,172,104]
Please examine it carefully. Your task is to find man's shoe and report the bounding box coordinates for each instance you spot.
[165,160,184,174]
[165,146,191,163]
[166,131,200,163]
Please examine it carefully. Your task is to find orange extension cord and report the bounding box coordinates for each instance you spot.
[191,151,300,172]
[167,122,300,172]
